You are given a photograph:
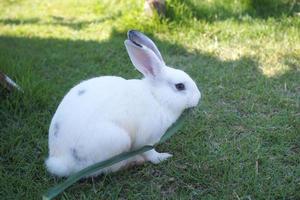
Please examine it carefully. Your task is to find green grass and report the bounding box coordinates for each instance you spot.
[0,0,299,199]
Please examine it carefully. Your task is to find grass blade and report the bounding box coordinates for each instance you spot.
[43,145,154,200]
[43,109,192,199]
[158,109,191,144]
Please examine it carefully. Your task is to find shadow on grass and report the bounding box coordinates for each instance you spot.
[0,30,299,199]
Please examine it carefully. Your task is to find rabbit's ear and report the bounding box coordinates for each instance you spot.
[125,39,164,78]
[127,30,164,63]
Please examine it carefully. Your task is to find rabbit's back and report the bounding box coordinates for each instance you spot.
[48,76,165,153]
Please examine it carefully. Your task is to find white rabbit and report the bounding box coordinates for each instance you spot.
[46,30,201,177]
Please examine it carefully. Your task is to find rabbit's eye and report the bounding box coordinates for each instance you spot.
[175,83,185,91]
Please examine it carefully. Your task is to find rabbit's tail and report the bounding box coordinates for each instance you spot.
[46,156,74,177]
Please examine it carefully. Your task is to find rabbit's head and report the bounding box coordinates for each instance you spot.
[125,30,201,114]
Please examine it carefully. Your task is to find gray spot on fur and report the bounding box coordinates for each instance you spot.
[71,148,83,162]
[78,89,86,96]
[53,123,59,136]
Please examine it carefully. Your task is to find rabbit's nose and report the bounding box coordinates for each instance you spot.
[190,90,201,107]
[197,90,201,101]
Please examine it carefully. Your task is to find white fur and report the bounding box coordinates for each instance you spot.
[46,30,201,177]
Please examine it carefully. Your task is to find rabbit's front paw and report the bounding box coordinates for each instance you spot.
[144,149,173,164]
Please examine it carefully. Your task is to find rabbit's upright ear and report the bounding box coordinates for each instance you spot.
[124,30,165,78]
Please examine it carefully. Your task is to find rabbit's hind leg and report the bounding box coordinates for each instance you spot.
[73,122,133,176]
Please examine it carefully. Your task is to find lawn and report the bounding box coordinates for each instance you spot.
[0,0,299,199]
